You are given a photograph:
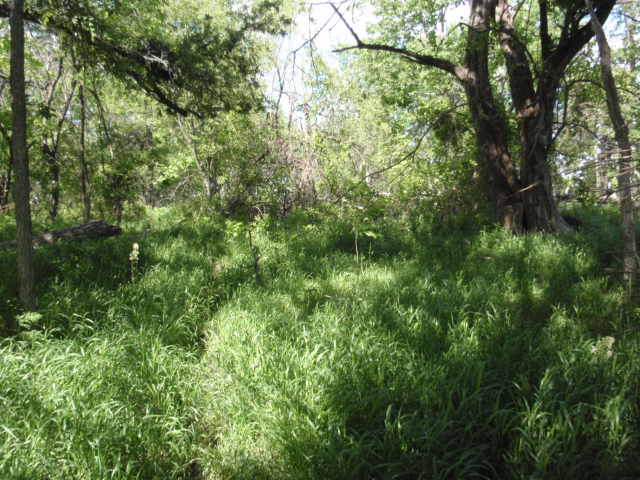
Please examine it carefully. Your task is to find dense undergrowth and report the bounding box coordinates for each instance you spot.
[1,204,639,479]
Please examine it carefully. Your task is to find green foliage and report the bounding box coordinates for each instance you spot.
[0,3,638,478]
[0,333,201,479]
[1,205,640,478]
[32,0,291,116]
[0,208,226,478]
[197,205,637,479]
[174,111,280,212]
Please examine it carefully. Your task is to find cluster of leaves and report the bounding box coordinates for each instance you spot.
[16,0,292,116]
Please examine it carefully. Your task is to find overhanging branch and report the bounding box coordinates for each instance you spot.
[0,2,198,115]
[0,2,253,117]
[329,3,468,82]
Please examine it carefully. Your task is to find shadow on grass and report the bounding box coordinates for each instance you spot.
[207,220,638,479]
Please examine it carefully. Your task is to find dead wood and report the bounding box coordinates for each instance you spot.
[0,219,122,249]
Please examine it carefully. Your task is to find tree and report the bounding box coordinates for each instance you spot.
[0,0,289,116]
[78,81,90,222]
[332,0,617,232]
[10,0,36,316]
[176,111,284,214]
[0,76,12,207]
[36,51,76,219]
[176,116,223,201]
[587,0,637,296]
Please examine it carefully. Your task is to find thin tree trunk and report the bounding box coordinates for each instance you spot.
[43,76,75,220]
[79,83,91,222]
[88,85,114,168]
[596,135,611,197]
[42,60,63,219]
[622,4,639,201]
[88,86,118,220]
[44,143,60,218]
[176,117,220,201]
[10,0,36,318]
[204,175,217,200]
[0,116,12,207]
[588,0,637,296]
[0,160,11,206]
[115,196,123,225]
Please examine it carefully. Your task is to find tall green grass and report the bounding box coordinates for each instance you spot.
[1,207,223,479]
[1,331,201,479]
[200,206,640,479]
[1,205,639,479]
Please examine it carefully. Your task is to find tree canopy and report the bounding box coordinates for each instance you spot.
[1,0,290,116]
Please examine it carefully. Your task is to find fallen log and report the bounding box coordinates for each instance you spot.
[0,220,122,249]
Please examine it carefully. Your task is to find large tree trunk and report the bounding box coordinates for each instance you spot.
[465,0,614,232]
[465,87,523,230]
[465,0,523,231]
[494,0,570,232]
[332,0,616,233]
[10,0,36,317]
[463,0,568,232]
[518,91,570,232]
[588,0,637,296]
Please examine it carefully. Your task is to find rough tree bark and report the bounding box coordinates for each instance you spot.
[464,0,523,230]
[494,0,570,232]
[10,0,36,317]
[588,0,637,296]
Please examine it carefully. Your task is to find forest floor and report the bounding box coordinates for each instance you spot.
[1,204,639,479]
